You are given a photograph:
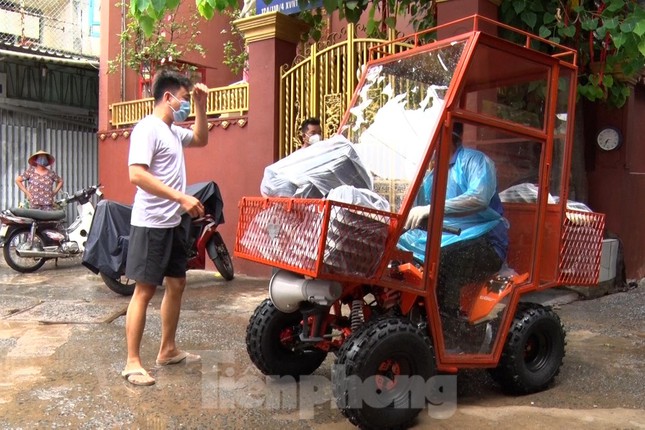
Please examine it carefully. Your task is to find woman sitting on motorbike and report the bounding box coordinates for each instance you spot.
[15,150,64,211]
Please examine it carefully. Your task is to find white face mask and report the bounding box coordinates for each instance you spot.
[308,134,321,145]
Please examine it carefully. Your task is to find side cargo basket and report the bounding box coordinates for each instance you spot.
[235,197,399,281]
[558,209,605,285]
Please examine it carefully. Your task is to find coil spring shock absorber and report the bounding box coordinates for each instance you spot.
[350,299,364,332]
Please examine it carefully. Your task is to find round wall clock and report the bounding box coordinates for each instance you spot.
[596,127,622,151]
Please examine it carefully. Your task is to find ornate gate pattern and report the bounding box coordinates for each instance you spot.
[279,26,410,157]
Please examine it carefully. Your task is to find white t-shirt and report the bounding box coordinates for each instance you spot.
[128,115,194,228]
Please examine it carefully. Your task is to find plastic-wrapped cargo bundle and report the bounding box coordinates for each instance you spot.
[260,135,373,198]
[323,205,390,277]
[322,185,391,277]
[238,199,391,278]
[326,185,390,212]
[245,141,392,277]
[500,182,593,212]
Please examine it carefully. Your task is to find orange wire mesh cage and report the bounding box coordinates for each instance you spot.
[235,197,399,281]
[558,209,606,286]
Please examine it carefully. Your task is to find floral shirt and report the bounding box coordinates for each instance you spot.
[21,166,62,210]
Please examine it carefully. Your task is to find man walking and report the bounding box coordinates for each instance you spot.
[121,70,209,386]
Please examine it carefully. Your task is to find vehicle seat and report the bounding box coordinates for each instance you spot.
[10,208,66,221]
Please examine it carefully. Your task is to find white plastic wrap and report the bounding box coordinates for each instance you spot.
[327,185,390,212]
[323,185,391,276]
[323,206,389,277]
[260,136,373,198]
[499,183,557,204]
[500,182,592,213]
[352,85,447,181]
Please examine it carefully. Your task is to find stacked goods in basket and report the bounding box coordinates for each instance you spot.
[260,136,374,198]
[239,137,392,277]
[323,204,390,277]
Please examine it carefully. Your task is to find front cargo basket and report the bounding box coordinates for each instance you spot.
[235,197,399,281]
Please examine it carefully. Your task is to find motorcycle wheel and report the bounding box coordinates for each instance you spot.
[100,272,135,296]
[207,232,234,281]
[2,228,47,273]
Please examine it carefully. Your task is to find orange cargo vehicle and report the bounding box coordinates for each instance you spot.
[235,15,605,430]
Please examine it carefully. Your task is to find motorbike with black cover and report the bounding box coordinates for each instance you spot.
[82,181,234,295]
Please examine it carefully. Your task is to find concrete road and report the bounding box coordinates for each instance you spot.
[0,258,643,429]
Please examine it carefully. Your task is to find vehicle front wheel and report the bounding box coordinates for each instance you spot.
[489,304,566,394]
[333,317,435,430]
[2,228,47,273]
[207,232,234,281]
[100,272,135,296]
[246,298,327,377]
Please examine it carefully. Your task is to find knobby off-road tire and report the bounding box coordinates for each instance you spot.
[246,298,327,377]
[207,232,234,281]
[333,317,435,430]
[489,303,566,394]
[2,228,47,273]
[100,272,135,296]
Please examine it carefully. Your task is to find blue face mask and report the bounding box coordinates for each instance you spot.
[36,155,50,166]
[168,93,191,122]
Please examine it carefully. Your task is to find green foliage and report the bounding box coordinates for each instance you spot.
[130,0,435,39]
[221,9,249,75]
[126,0,644,107]
[297,0,435,37]
[129,0,238,36]
[298,10,326,42]
[500,0,645,108]
[110,1,206,88]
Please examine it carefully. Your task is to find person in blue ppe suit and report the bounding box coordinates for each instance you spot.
[398,122,509,318]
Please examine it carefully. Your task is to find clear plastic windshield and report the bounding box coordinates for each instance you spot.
[340,41,467,213]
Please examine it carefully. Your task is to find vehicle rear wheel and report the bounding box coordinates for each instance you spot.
[333,317,435,430]
[489,304,566,394]
[100,272,135,296]
[246,298,327,377]
[207,232,234,280]
[2,228,47,273]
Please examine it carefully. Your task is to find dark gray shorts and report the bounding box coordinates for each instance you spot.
[125,223,188,286]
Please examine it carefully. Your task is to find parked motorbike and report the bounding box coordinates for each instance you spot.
[0,185,102,273]
[82,181,234,296]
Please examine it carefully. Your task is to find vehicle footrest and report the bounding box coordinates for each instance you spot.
[397,263,424,282]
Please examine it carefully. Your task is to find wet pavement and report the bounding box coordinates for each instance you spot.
[0,257,643,429]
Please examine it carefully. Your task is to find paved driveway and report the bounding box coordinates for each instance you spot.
[0,258,643,429]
